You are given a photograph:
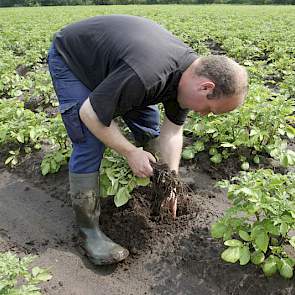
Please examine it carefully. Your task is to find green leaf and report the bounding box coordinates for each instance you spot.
[224,239,243,247]
[223,228,233,241]
[266,223,280,236]
[239,246,251,265]
[206,128,217,134]
[255,231,269,253]
[127,178,137,192]
[107,179,119,196]
[239,230,251,242]
[241,162,250,171]
[210,153,222,164]
[221,247,240,263]
[30,129,37,140]
[209,147,218,155]
[16,133,25,143]
[182,147,195,160]
[136,177,150,186]
[289,236,295,249]
[281,154,290,167]
[251,225,264,239]
[262,257,277,277]
[35,272,52,282]
[99,174,111,196]
[32,266,52,281]
[220,142,236,149]
[286,126,295,139]
[253,155,260,164]
[194,141,205,152]
[54,152,64,163]
[24,146,32,154]
[280,223,289,236]
[251,250,265,265]
[41,161,50,175]
[211,222,227,239]
[13,89,23,97]
[236,187,256,198]
[279,259,293,279]
[114,187,130,207]
[4,156,14,165]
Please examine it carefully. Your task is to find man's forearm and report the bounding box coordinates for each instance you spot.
[79,98,136,157]
[159,117,183,173]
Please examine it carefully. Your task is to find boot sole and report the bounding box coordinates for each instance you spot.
[78,245,129,266]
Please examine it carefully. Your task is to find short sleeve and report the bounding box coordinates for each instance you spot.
[163,99,189,126]
[89,61,145,127]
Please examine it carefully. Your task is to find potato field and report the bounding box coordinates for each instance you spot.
[0,4,294,295]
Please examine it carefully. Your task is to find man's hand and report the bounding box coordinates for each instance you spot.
[126,147,156,178]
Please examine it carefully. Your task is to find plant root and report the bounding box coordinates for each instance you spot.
[150,162,188,217]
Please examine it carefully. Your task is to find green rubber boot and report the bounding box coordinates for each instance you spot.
[69,172,129,265]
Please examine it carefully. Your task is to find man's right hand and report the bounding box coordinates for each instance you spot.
[126,147,156,178]
[80,99,156,176]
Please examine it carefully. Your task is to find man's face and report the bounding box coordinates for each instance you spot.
[178,73,245,116]
[198,94,244,116]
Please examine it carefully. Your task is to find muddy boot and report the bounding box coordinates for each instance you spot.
[69,172,129,265]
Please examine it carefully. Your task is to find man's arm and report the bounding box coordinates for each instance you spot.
[159,116,183,173]
[79,98,156,178]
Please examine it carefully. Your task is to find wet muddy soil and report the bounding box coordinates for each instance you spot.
[0,152,294,295]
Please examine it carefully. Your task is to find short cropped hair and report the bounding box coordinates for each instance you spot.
[193,55,248,99]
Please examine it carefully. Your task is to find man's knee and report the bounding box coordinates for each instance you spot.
[69,135,105,174]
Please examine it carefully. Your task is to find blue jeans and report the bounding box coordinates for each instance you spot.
[47,43,160,174]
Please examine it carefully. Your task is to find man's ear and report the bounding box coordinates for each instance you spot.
[200,81,215,91]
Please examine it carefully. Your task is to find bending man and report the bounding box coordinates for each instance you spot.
[48,14,248,266]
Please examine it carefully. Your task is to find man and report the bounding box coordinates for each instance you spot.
[48,14,248,266]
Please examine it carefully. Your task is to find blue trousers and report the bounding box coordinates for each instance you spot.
[48,44,160,174]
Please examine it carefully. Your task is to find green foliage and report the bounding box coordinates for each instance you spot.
[1,6,294,174]
[100,149,150,207]
[0,100,47,147]
[211,169,295,278]
[0,99,70,169]
[41,148,70,175]
[0,252,52,294]
[1,0,295,6]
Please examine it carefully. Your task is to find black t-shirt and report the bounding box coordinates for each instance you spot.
[54,15,198,126]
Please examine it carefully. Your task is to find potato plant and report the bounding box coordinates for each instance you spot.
[182,84,295,168]
[211,169,295,279]
[0,252,52,294]
[0,99,70,170]
[100,148,150,207]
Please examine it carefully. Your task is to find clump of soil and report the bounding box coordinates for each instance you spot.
[150,162,187,216]
[99,185,208,258]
